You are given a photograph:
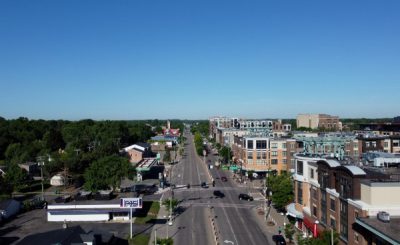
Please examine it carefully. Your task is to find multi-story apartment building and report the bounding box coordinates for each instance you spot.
[292,153,400,245]
[232,135,300,175]
[297,114,342,131]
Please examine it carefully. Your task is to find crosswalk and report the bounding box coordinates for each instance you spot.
[179,201,258,209]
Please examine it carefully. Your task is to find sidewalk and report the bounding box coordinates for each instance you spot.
[148,194,177,245]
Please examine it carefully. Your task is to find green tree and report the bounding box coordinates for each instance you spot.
[156,237,173,245]
[84,156,130,192]
[162,198,179,212]
[268,173,293,210]
[219,146,232,164]
[163,149,171,163]
[4,163,29,192]
[284,223,295,243]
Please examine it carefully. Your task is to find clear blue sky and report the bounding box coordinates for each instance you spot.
[1,0,399,120]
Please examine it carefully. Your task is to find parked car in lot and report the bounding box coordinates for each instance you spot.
[221,176,228,182]
[272,235,286,245]
[213,190,225,198]
[238,193,253,201]
[201,182,209,188]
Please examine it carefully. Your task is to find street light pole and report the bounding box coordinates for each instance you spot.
[40,162,44,201]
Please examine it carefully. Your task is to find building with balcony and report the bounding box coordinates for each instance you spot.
[292,153,400,245]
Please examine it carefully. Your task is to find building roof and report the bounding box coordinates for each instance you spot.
[324,159,341,168]
[356,217,400,244]
[17,225,115,245]
[342,165,366,175]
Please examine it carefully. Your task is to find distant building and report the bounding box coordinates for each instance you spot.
[297,114,342,131]
[358,123,400,136]
[232,135,301,175]
[18,162,38,175]
[123,143,152,164]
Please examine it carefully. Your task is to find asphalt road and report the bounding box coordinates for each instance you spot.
[163,130,275,245]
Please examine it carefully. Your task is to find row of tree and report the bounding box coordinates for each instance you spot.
[0,117,186,194]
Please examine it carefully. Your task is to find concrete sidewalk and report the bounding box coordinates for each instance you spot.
[148,199,177,245]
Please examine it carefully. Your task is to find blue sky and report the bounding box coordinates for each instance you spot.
[1,0,399,120]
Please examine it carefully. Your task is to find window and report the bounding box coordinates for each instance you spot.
[366,142,370,147]
[262,152,267,159]
[330,217,336,229]
[271,143,278,148]
[256,140,267,149]
[310,169,314,179]
[372,141,377,147]
[247,140,253,149]
[271,151,278,156]
[384,142,389,148]
[282,159,287,164]
[312,188,317,200]
[271,159,278,165]
[257,152,262,160]
[313,205,317,217]
[297,161,303,175]
[283,151,287,157]
[283,143,287,149]
[297,182,303,204]
[247,151,253,160]
[330,198,336,211]
[355,210,359,218]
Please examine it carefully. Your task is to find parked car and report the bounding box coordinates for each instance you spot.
[213,190,225,198]
[272,235,286,245]
[201,182,209,188]
[238,193,253,201]
[221,176,228,182]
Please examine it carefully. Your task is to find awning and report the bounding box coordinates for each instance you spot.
[286,203,304,219]
[303,216,320,238]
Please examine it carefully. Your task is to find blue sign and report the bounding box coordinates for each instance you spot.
[120,198,143,208]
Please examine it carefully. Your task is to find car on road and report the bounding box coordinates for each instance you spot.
[201,182,209,188]
[221,176,228,182]
[238,193,253,201]
[213,190,225,198]
[272,235,286,245]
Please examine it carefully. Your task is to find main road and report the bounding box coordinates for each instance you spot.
[163,129,275,245]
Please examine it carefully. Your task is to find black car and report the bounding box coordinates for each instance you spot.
[213,190,225,198]
[201,182,209,188]
[238,193,253,201]
[272,235,286,245]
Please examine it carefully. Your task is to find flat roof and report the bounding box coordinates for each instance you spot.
[356,217,400,244]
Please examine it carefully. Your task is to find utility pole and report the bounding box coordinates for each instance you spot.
[37,156,46,201]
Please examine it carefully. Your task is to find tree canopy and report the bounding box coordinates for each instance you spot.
[267,172,293,210]
[84,155,131,191]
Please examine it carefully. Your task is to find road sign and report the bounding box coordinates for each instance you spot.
[120,198,143,208]
[229,165,238,171]
[222,166,229,170]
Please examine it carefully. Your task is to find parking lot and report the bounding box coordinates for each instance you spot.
[0,208,134,244]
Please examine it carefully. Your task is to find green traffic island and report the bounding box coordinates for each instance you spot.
[134,201,160,225]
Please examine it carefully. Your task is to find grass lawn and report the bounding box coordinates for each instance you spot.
[134,201,160,225]
[129,234,150,245]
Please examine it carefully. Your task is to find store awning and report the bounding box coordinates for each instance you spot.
[303,216,320,238]
[286,203,304,219]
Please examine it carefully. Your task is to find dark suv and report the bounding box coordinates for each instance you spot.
[238,193,253,201]
[213,190,225,198]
